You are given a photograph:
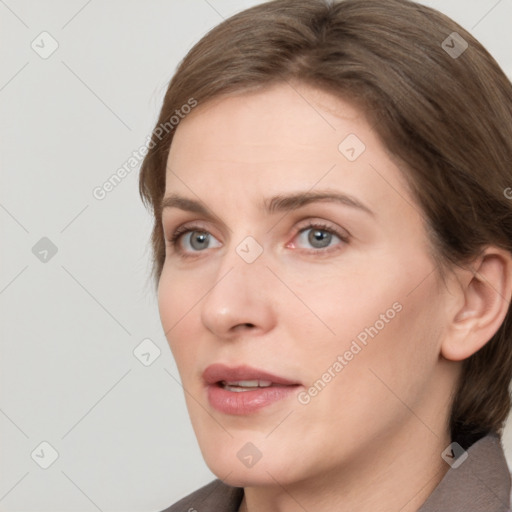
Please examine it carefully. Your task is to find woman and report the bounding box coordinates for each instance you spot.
[139,0,512,510]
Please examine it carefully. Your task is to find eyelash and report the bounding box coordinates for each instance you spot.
[166,221,349,258]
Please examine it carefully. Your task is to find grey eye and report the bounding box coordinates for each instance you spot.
[297,227,342,250]
[188,231,210,251]
[307,228,333,249]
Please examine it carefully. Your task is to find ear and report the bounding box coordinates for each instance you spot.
[441,247,512,361]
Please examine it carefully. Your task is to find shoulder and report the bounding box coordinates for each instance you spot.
[419,432,511,512]
[158,479,244,512]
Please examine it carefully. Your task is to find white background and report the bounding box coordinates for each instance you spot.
[1,1,512,511]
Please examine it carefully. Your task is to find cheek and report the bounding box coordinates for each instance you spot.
[298,249,443,386]
[157,268,200,357]
[157,271,176,341]
[277,263,402,358]
[326,269,443,412]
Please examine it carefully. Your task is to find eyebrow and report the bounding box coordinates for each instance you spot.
[160,190,375,218]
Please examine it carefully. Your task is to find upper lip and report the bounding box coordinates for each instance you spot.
[203,364,300,386]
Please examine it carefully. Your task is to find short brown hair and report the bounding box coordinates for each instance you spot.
[139,0,512,447]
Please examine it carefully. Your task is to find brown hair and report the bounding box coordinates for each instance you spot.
[139,0,512,447]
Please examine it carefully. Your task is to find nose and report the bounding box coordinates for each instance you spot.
[200,239,276,339]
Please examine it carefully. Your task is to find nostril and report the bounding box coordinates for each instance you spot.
[231,322,256,333]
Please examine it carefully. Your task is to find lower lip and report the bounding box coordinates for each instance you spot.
[207,383,300,415]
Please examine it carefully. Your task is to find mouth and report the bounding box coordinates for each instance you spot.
[203,364,302,415]
[219,379,275,392]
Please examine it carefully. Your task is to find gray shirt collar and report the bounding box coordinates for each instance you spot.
[418,432,511,512]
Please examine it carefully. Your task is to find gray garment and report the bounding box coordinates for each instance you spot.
[161,433,511,512]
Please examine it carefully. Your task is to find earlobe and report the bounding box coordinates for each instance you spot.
[441,247,512,362]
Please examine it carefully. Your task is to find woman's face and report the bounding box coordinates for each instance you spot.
[159,83,456,487]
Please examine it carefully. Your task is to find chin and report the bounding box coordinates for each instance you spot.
[200,440,303,488]
[208,462,282,488]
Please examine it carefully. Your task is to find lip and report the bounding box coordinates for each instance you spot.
[203,363,301,415]
[203,364,300,386]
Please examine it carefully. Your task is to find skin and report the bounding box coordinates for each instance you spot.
[158,82,512,512]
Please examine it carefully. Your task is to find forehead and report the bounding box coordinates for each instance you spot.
[164,83,415,221]
[168,83,366,165]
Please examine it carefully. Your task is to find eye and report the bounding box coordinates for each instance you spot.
[168,225,221,254]
[166,220,349,258]
[292,222,348,252]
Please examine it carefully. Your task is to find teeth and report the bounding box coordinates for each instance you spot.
[222,379,273,391]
